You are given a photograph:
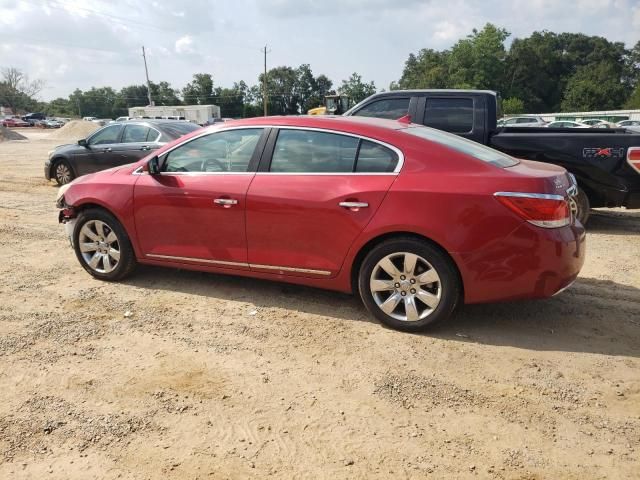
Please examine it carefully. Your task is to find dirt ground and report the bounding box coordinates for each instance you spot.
[0,129,639,479]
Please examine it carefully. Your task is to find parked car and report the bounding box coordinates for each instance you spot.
[82,116,97,122]
[45,120,201,185]
[581,119,616,128]
[22,112,46,125]
[500,116,547,127]
[2,117,30,127]
[55,116,585,332]
[617,120,640,128]
[39,119,64,128]
[343,89,640,224]
[545,121,590,128]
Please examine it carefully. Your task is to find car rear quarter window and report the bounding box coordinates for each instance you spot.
[163,128,263,173]
[404,125,519,168]
[423,98,473,133]
[122,125,151,143]
[355,140,398,173]
[270,129,359,173]
[161,122,201,138]
[352,98,410,120]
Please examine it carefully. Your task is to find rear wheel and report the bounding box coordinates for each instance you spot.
[358,238,460,332]
[53,159,75,185]
[574,187,590,226]
[73,208,136,281]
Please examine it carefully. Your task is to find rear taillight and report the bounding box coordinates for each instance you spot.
[495,192,570,228]
[628,147,640,174]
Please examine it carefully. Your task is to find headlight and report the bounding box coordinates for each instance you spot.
[56,183,72,203]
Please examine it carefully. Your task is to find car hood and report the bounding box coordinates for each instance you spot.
[52,143,84,155]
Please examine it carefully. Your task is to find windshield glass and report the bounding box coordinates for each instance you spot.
[403,125,519,168]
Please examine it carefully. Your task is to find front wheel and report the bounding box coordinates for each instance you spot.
[358,238,461,332]
[73,208,137,281]
[53,159,75,185]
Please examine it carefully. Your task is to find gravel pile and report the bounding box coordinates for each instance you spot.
[0,126,27,142]
[48,120,100,141]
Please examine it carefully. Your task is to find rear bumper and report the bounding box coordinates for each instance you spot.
[454,222,586,304]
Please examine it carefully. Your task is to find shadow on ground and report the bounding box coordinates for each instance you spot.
[587,208,640,235]
[124,265,640,358]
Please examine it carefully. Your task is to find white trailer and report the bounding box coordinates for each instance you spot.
[128,104,221,125]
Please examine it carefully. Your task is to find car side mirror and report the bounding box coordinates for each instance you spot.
[147,156,160,175]
[78,139,88,147]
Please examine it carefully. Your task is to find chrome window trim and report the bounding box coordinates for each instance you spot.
[494,191,565,201]
[145,253,331,276]
[148,127,161,143]
[147,124,405,176]
[132,166,145,175]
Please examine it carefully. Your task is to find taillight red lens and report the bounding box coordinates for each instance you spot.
[628,147,640,173]
[495,193,570,228]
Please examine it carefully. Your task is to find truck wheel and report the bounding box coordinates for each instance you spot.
[575,187,590,225]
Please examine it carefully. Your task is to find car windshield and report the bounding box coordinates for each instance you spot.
[161,122,201,137]
[402,125,519,168]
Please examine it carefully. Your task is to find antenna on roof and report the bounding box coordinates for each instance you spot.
[397,114,411,124]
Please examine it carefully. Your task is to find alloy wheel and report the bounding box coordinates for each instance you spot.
[78,220,121,274]
[369,252,442,322]
[55,163,72,184]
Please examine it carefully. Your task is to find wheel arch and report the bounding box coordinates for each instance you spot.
[349,231,465,300]
[50,155,76,179]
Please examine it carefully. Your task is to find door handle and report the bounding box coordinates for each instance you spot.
[140,146,151,151]
[102,148,112,153]
[214,198,238,207]
[339,201,369,209]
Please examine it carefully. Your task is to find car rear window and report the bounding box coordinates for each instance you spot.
[161,122,201,138]
[403,125,519,168]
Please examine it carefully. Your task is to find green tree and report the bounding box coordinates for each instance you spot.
[150,81,181,106]
[449,24,510,90]
[182,73,214,104]
[0,66,44,114]
[339,72,376,103]
[561,62,628,111]
[259,66,298,115]
[397,49,450,89]
[502,97,525,115]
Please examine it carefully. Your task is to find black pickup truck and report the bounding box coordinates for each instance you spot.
[344,90,640,224]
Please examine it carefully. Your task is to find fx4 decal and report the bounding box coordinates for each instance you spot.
[583,147,625,159]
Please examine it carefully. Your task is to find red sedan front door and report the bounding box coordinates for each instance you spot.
[246,128,401,277]
[134,128,266,269]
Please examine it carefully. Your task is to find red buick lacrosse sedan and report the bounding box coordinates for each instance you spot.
[56,116,585,331]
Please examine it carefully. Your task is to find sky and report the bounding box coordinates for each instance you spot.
[1,0,639,101]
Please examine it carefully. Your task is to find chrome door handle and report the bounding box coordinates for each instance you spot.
[140,145,151,151]
[339,201,369,209]
[102,148,112,153]
[214,198,238,206]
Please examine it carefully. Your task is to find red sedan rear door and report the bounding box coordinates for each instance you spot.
[245,128,402,277]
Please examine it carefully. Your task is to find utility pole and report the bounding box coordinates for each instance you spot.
[261,45,270,116]
[142,46,154,106]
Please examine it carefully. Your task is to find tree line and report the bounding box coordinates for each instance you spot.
[1,23,639,118]
[393,24,640,113]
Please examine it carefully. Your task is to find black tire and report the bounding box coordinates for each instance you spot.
[53,159,75,185]
[358,237,461,332]
[73,208,137,281]
[575,187,590,226]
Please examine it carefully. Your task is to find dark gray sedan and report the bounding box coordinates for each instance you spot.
[45,120,201,185]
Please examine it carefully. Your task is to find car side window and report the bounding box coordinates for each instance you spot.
[516,118,533,124]
[352,98,410,120]
[270,129,358,173]
[424,98,473,133]
[163,128,263,173]
[146,128,160,142]
[122,125,151,143]
[355,140,398,173]
[88,125,122,145]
